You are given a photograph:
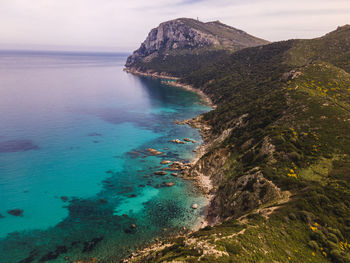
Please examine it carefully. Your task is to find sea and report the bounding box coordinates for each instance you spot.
[0,51,210,262]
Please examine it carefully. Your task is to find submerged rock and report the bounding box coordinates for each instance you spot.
[7,209,23,216]
[98,199,107,204]
[163,167,179,171]
[171,173,178,177]
[60,196,69,202]
[171,139,186,144]
[163,182,175,187]
[183,138,197,143]
[146,148,163,155]
[0,214,4,218]
[0,139,39,153]
[39,246,67,262]
[127,151,141,158]
[124,224,137,234]
[87,132,102,137]
[154,171,167,175]
[73,258,98,263]
[19,249,39,263]
[82,237,103,253]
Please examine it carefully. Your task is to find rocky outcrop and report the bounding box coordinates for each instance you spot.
[125,18,269,68]
[181,114,282,225]
[207,168,282,223]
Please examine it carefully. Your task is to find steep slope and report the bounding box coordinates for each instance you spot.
[125,18,269,77]
[124,26,350,262]
[289,24,350,72]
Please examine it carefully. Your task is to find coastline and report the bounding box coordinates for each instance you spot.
[120,68,216,262]
[124,67,215,108]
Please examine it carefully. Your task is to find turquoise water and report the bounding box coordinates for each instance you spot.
[0,51,210,262]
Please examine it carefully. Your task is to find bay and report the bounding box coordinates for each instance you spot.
[0,51,209,262]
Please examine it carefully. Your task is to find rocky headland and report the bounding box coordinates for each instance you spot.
[119,19,350,262]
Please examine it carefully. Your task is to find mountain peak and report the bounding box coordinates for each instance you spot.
[125,18,269,68]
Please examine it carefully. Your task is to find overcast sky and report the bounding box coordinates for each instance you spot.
[0,0,349,52]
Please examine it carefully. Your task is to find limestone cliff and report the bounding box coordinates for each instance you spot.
[125,18,269,69]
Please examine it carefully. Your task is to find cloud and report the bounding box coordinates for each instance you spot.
[0,0,349,51]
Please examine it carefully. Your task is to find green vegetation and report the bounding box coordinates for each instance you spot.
[132,49,229,77]
[128,25,350,262]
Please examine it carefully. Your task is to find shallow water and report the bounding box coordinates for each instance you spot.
[0,51,210,262]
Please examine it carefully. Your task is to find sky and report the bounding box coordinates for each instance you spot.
[0,0,349,52]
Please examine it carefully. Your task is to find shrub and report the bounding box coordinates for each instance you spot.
[308,240,319,250]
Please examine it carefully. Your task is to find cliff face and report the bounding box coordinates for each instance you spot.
[125,18,269,69]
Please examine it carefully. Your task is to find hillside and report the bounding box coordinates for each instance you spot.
[123,25,350,262]
[125,18,269,77]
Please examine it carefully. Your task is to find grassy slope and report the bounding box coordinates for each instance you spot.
[132,48,230,77]
[129,27,350,262]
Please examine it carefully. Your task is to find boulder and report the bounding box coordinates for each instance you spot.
[160,160,172,165]
[191,204,198,209]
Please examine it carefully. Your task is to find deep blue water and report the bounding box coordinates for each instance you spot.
[0,51,210,262]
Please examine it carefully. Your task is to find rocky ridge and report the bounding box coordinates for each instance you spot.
[125,18,269,69]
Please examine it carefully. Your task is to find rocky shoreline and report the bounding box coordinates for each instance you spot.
[117,68,217,262]
[124,67,215,108]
